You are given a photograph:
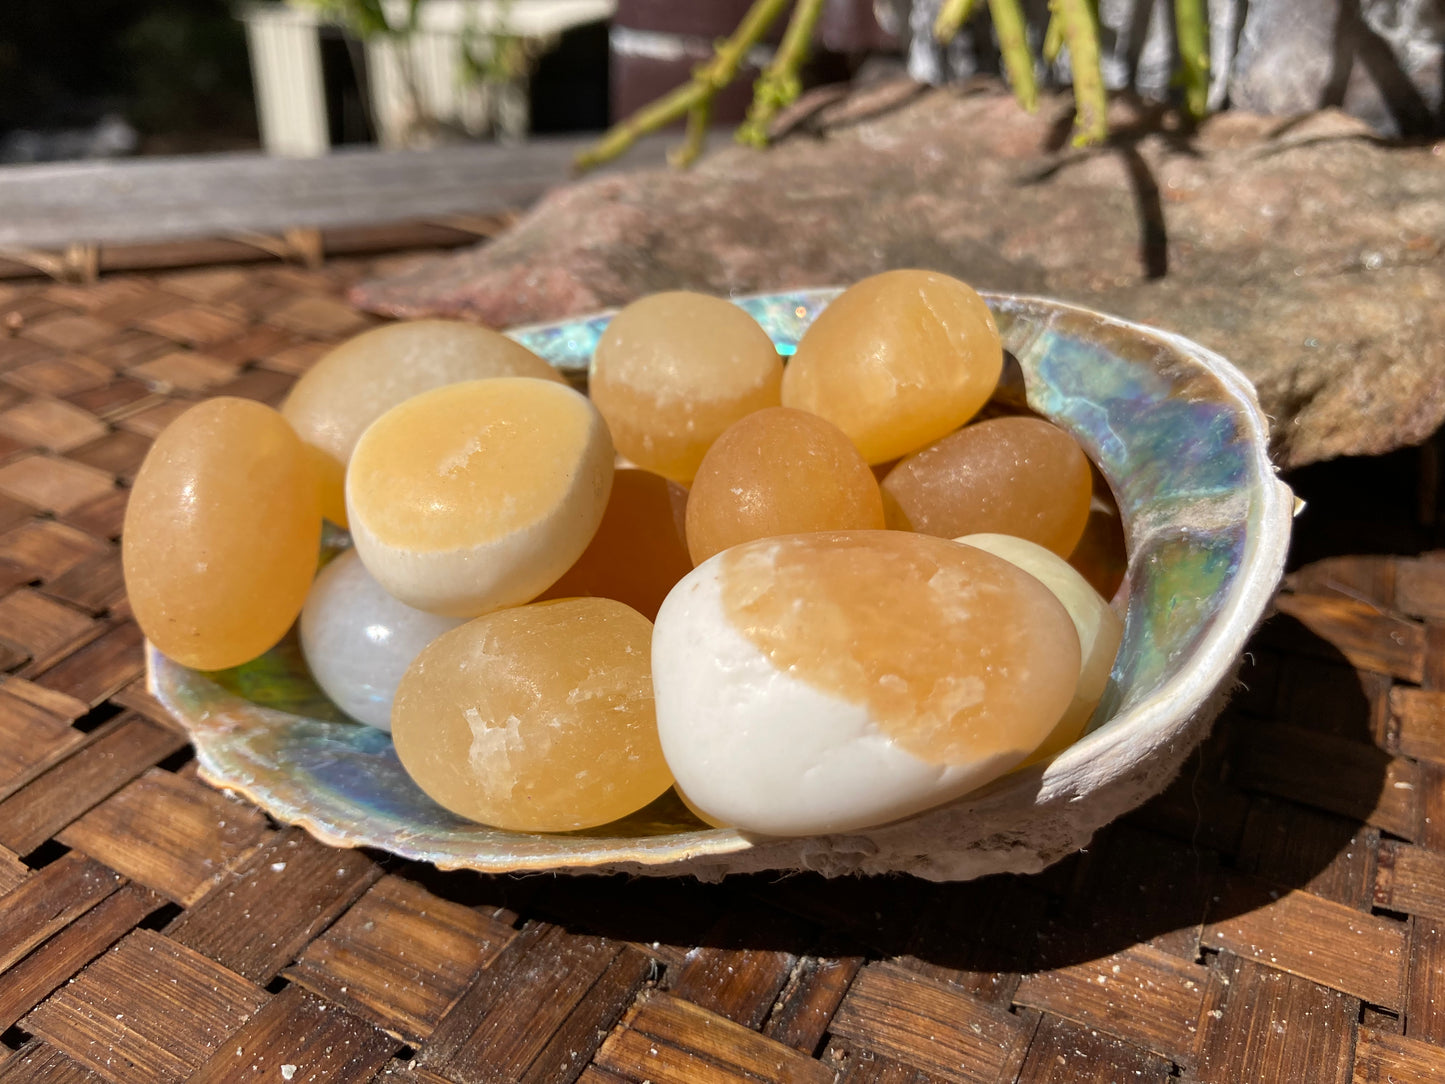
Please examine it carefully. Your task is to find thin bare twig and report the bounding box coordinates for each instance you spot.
[574,0,791,171]
[1174,0,1210,119]
[989,0,1038,112]
[933,0,980,43]
[1052,0,1108,145]
[736,0,828,147]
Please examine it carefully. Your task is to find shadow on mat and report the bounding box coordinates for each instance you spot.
[395,612,1390,978]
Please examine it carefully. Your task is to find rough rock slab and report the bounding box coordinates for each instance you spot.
[352,85,1445,469]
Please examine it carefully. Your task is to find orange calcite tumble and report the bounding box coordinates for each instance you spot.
[781,270,1002,464]
[589,292,783,483]
[391,598,673,831]
[956,533,1123,764]
[719,532,1081,766]
[1068,493,1129,602]
[881,416,1093,557]
[123,397,321,671]
[282,320,564,526]
[685,407,885,565]
[538,468,692,621]
[346,378,614,617]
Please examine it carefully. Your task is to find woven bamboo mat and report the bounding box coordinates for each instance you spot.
[0,255,1443,1084]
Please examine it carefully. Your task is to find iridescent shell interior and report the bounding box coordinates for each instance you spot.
[148,290,1294,881]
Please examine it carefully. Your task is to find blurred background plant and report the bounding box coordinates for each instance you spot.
[299,0,546,145]
[0,0,1439,165]
[578,0,1213,170]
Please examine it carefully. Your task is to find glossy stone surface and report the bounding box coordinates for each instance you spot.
[781,270,1002,464]
[537,467,692,621]
[346,377,614,616]
[653,531,1080,835]
[299,549,464,730]
[956,533,1123,763]
[685,407,885,566]
[282,319,564,526]
[589,291,782,482]
[125,397,320,671]
[392,598,672,832]
[882,416,1093,557]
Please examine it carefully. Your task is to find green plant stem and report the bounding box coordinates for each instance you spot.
[670,98,713,167]
[1174,0,1210,119]
[736,0,828,147]
[1042,13,1063,62]
[933,0,979,44]
[989,0,1038,112]
[1052,0,1107,145]
[575,0,791,171]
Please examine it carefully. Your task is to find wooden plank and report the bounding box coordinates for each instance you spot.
[187,984,399,1084]
[1233,724,1419,839]
[1352,1027,1445,1083]
[366,1063,456,1084]
[1202,874,1407,1009]
[1059,822,1215,959]
[284,874,515,1043]
[1195,954,1357,1084]
[594,990,836,1084]
[0,520,106,582]
[3,354,113,399]
[0,715,187,855]
[1277,653,1385,740]
[422,922,623,1084]
[1013,1014,1173,1084]
[0,1042,110,1084]
[763,955,863,1054]
[56,768,271,906]
[1415,761,1445,850]
[899,875,1050,1003]
[0,136,680,250]
[667,902,814,1029]
[0,589,95,669]
[107,679,184,733]
[66,433,151,487]
[20,315,117,354]
[1286,555,1396,611]
[1013,943,1209,1065]
[1404,918,1445,1045]
[0,457,114,517]
[1389,686,1445,762]
[827,1041,951,1084]
[525,874,725,968]
[0,853,124,973]
[63,382,156,424]
[1237,799,1377,908]
[0,689,86,803]
[0,845,26,894]
[212,366,294,407]
[1393,557,1445,620]
[829,962,1030,1084]
[0,676,88,721]
[1273,591,1425,682]
[0,399,108,455]
[0,884,163,1033]
[32,621,145,706]
[40,554,125,616]
[166,826,380,984]
[516,948,654,1084]
[23,930,267,1084]
[1375,841,1445,922]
